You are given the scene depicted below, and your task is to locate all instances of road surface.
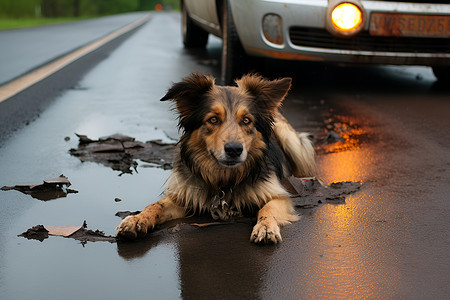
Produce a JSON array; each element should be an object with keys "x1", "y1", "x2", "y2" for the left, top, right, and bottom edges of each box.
[
  {"x1": 0, "y1": 11, "x2": 449, "y2": 300},
  {"x1": 0, "y1": 12, "x2": 149, "y2": 85}
]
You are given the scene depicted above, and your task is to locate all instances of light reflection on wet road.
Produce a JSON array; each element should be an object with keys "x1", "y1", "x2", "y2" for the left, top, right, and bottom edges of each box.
[{"x1": 1, "y1": 11, "x2": 449, "y2": 300}]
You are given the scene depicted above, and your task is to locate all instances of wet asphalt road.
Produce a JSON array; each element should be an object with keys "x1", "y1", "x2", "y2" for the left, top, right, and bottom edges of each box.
[
  {"x1": 0, "y1": 12, "x2": 149, "y2": 85},
  {"x1": 1, "y1": 11, "x2": 450, "y2": 300}
]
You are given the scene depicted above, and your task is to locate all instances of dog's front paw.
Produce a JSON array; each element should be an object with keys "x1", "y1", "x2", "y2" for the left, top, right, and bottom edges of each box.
[
  {"x1": 250, "y1": 217, "x2": 282, "y2": 244},
  {"x1": 116, "y1": 215, "x2": 150, "y2": 240}
]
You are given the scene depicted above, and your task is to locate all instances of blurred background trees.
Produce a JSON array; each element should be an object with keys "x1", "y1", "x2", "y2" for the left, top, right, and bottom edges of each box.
[{"x1": 0, "y1": 0, "x2": 179, "y2": 18}]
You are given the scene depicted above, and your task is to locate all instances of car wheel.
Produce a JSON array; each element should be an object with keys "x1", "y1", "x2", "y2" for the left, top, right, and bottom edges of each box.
[
  {"x1": 181, "y1": 1, "x2": 209, "y2": 48},
  {"x1": 432, "y1": 66, "x2": 450, "y2": 82},
  {"x1": 221, "y1": 0, "x2": 248, "y2": 85}
]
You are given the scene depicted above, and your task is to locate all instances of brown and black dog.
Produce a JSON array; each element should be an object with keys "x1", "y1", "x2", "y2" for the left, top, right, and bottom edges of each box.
[{"x1": 116, "y1": 73, "x2": 315, "y2": 244}]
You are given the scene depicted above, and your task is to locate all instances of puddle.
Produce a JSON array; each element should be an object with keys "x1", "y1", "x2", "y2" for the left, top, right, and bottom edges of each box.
[
  {"x1": 15, "y1": 178, "x2": 361, "y2": 247},
  {"x1": 69, "y1": 133, "x2": 176, "y2": 175}
]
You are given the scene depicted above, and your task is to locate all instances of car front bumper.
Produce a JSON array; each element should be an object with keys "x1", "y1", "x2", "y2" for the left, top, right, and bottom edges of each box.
[{"x1": 230, "y1": 0, "x2": 450, "y2": 66}]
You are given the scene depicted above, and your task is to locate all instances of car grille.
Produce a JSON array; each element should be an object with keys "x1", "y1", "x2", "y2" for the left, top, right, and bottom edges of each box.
[{"x1": 289, "y1": 27, "x2": 450, "y2": 54}]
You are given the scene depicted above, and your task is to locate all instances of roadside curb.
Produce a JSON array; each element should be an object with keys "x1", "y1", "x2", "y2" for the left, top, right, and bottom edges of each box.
[{"x1": 0, "y1": 13, "x2": 152, "y2": 103}]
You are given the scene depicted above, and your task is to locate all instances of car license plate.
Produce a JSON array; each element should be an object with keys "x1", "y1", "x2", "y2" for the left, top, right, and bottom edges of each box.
[{"x1": 369, "y1": 13, "x2": 450, "y2": 38}]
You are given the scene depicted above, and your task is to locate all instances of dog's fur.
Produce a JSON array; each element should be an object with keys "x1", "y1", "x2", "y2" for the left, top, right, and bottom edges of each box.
[{"x1": 116, "y1": 73, "x2": 315, "y2": 244}]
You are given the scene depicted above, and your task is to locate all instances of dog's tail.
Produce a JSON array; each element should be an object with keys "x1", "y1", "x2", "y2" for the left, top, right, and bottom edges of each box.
[{"x1": 274, "y1": 112, "x2": 316, "y2": 177}]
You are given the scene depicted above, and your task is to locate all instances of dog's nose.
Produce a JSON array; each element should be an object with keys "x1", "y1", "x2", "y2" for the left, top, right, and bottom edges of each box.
[{"x1": 224, "y1": 142, "x2": 243, "y2": 158}]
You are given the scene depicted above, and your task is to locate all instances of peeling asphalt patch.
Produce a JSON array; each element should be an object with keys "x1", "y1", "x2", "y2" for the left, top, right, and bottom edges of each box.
[
  {"x1": 69, "y1": 133, "x2": 176, "y2": 174},
  {"x1": 19, "y1": 221, "x2": 116, "y2": 244},
  {"x1": 1, "y1": 174, "x2": 78, "y2": 200}
]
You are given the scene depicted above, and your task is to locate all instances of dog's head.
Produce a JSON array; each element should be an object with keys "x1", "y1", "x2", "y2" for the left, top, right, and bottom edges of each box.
[{"x1": 161, "y1": 73, "x2": 291, "y2": 172}]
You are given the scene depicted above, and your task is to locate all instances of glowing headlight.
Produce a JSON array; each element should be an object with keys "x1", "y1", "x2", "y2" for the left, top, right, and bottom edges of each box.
[{"x1": 331, "y1": 3, "x2": 362, "y2": 32}]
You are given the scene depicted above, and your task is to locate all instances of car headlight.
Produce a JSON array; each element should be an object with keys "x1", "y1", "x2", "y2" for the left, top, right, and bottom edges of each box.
[
  {"x1": 327, "y1": 0, "x2": 365, "y2": 37},
  {"x1": 331, "y1": 3, "x2": 362, "y2": 31}
]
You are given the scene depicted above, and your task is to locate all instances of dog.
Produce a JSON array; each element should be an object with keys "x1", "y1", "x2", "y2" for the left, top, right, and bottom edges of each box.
[{"x1": 116, "y1": 73, "x2": 315, "y2": 244}]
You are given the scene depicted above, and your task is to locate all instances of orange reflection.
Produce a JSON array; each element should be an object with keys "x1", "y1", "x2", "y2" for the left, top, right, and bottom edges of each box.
[
  {"x1": 318, "y1": 114, "x2": 370, "y2": 155},
  {"x1": 286, "y1": 103, "x2": 401, "y2": 299},
  {"x1": 318, "y1": 148, "x2": 373, "y2": 184},
  {"x1": 291, "y1": 110, "x2": 402, "y2": 297},
  {"x1": 295, "y1": 190, "x2": 402, "y2": 299},
  {"x1": 315, "y1": 112, "x2": 377, "y2": 184}
]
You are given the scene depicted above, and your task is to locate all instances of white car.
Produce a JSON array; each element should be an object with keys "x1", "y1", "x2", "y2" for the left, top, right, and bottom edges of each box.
[{"x1": 181, "y1": 0, "x2": 450, "y2": 83}]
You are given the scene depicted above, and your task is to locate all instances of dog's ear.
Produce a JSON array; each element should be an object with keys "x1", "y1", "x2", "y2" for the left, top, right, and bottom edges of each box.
[
  {"x1": 160, "y1": 72, "x2": 215, "y2": 105},
  {"x1": 161, "y1": 73, "x2": 215, "y2": 130},
  {"x1": 236, "y1": 74, "x2": 292, "y2": 111}
]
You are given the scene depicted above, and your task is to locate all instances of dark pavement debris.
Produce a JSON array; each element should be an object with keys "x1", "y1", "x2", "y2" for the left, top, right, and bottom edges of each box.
[
  {"x1": 69, "y1": 227, "x2": 116, "y2": 244},
  {"x1": 166, "y1": 222, "x2": 229, "y2": 234},
  {"x1": 19, "y1": 221, "x2": 116, "y2": 244},
  {"x1": 1, "y1": 174, "x2": 78, "y2": 201},
  {"x1": 18, "y1": 225, "x2": 49, "y2": 242},
  {"x1": 325, "y1": 131, "x2": 345, "y2": 143},
  {"x1": 69, "y1": 133, "x2": 176, "y2": 174},
  {"x1": 115, "y1": 211, "x2": 141, "y2": 219},
  {"x1": 284, "y1": 177, "x2": 362, "y2": 209}
]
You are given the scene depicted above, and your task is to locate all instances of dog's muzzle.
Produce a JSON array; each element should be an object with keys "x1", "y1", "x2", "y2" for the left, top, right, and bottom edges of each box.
[{"x1": 213, "y1": 142, "x2": 246, "y2": 167}]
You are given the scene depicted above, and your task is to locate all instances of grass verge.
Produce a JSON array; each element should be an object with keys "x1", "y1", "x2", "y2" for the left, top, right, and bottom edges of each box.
[{"x1": 0, "y1": 17, "x2": 91, "y2": 30}]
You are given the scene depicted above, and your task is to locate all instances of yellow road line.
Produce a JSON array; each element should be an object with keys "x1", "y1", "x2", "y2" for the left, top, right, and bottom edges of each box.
[{"x1": 0, "y1": 13, "x2": 151, "y2": 103}]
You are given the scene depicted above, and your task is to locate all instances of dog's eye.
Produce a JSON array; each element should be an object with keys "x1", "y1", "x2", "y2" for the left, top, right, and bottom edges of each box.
[
  {"x1": 242, "y1": 117, "x2": 252, "y2": 125},
  {"x1": 208, "y1": 117, "x2": 219, "y2": 124}
]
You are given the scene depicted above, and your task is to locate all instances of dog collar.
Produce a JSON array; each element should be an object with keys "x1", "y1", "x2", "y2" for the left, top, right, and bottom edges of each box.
[{"x1": 210, "y1": 188, "x2": 235, "y2": 220}]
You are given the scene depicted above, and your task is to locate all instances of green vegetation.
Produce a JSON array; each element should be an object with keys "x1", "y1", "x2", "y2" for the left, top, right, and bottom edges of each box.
[
  {"x1": 0, "y1": 0, "x2": 180, "y2": 30},
  {"x1": 0, "y1": 17, "x2": 90, "y2": 30}
]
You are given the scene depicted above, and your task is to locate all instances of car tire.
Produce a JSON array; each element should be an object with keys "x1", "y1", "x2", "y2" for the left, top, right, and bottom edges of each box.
[
  {"x1": 182, "y1": 1, "x2": 209, "y2": 48},
  {"x1": 432, "y1": 66, "x2": 450, "y2": 82},
  {"x1": 221, "y1": 0, "x2": 248, "y2": 85}
]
